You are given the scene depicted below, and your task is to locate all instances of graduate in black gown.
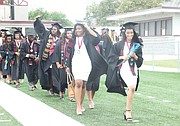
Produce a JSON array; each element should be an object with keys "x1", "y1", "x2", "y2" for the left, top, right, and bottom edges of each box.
[
  {"x1": 66, "y1": 23, "x2": 107, "y2": 115},
  {"x1": 0, "y1": 29, "x2": 8, "y2": 80},
  {"x1": 101, "y1": 28, "x2": 113, "y2": 60},
  {"x1": 105, "y1": 22, "x2": 143, "y2": 121},
  {"x1": 86, "y1": 45, "x2": 101, "y2": 109},
  {"x1": 34, "y1": 15, "x2": 62, "y2": 95},
  {"x1": 53, "y1": 27, "x2": 75, "y2": 101},
  {"x1": 8, "y1": 30, "x2": 25, "y2": 87},
  {"x1": 0, "y1": 34, "x2": 12, "y2": 83},
  {"x1": 21, "y1": 31, "x2": 40, "y2": 91}
]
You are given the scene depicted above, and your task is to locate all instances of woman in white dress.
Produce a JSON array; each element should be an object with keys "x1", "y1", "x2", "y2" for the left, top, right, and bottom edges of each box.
[
  {"x1": 105, "y1": 22, "x2": 143, "y2": 121},
  {"x1": 66, "y1": 23, "x2": 107, "y2": 115}
]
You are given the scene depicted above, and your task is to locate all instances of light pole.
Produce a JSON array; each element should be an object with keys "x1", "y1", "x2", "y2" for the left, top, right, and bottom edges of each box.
[{"x1": 10, "y1": 0, "x2": 15, "y2": 20}]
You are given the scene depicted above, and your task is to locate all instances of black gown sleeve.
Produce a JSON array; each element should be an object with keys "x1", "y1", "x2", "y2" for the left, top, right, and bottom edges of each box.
[
  {"x1": 34, "y1": 18, "x2": 48, "y2": 40},
  {"x1": 52, "y1": 41, "x2": 61, "y2": 63},
  {"x1": 135, "y1": 47, "x2": 143, "y2": 68},
  {"x1": 8, "y1": 42, "x2": 15, "y2": 60}
]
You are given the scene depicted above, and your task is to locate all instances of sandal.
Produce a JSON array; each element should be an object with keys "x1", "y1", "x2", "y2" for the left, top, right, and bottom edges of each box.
[
  {"x1": 123, "y1": 110, "x2": 133, "y2": 121},
  {"x1": 69, "y1": 97, "x2": 76, "y2": 102}
]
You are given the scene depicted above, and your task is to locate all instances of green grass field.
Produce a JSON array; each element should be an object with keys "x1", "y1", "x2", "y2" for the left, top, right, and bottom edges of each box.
[{"x1": 1, "y1": 70, "x2": 180, "y2": 126}]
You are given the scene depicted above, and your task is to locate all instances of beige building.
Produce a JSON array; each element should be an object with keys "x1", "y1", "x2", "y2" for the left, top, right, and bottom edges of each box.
[
  {"x1": 107, "y1": 0, "x2": 180, "y2": 55},
  {"x1": 0, "y1": 0, "x2": 60, "y2": 35}
]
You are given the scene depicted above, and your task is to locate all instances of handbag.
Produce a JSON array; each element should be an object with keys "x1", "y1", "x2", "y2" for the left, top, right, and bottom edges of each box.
[{"x1": 67, "y1": 73, "x2": 75, "y2": 93}]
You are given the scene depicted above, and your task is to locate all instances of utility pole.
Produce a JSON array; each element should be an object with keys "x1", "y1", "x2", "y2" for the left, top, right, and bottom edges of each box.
[{"x1": 10, "y1": 0, "x2": 15, "y2": 20}]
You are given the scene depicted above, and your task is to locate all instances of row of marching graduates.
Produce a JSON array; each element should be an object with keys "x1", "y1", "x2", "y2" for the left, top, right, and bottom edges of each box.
[
  {"x1": 0, "y1": 28, "x2": 39, "y2": 89},
  {"x1": 0, "y1": 16, "x2": 144, "y2": 119},
  {"x1": 0, "y1": 20, "x2": 115, "y2": 102}
]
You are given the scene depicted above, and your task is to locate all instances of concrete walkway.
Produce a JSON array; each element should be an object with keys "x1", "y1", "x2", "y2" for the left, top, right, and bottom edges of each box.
[{"x1": 0, "y1": 82, "x2": 84, "y2": 126}]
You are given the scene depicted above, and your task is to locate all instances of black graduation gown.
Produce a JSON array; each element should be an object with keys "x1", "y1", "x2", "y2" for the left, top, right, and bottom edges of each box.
[
  {"x1": 0, "y1": 44, "x2": 11, "y2": 75},
  {"x1": 8, "y1": 41, "x2": 24, "y2": 81},
  {"x1": 102, "y1": 34, "x2": 113, "y2": 60},
  {"x1": 20, "y1": 41, "x2": 40, "y2": 84},
  {"x1": 52, "y1": 40, "x2": 68, "y2": 93},
  {"x1": 105, "y1": 41, "x2": 143, "y2": 96},
  {"x1": 67, "y1": 32, "x2": 108, "y2": 85},
  {"x1": 34, "y1": 18, "x2": 59, "y2": 92},
  {"x1": 86, "y1": 77, "x2": 100, "y2": 91}
]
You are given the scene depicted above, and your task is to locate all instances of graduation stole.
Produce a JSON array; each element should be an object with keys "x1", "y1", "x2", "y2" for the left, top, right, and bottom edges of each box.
[
  {"x1": 64, "y1": 38, "x2": 75, "y2": 66},
  {"x1": 42, "y1": 35, "x2": 53, "y2": 61},
  {"x1": 118, "y1": 41, "x2": 136, "y2": 76},
  {"x1": 11, "y1": 40, "x2": 21, "y2": 64},
  {"x1": 3, "y1": 43, "x2": 9, "y2": 70},
  {"x1": 60, "y1": 40, "x2": 68, "y2": 65},
  {"x1": 27, "y1": 40, "x2": 38, "y2": 55},
  {"x1": 2, "y1": 37, "x2": 5, "y2": 44}
]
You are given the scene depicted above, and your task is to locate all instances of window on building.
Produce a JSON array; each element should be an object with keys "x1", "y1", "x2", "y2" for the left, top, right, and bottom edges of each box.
[
  {"x1": 140, "y1": 23, "x2": 145, "y2": 36},
  {"x1": 161, "y1": 20, "x2": 166, "y2": 36},
  {"x1": 138, "y1": 18, "x2": 172, "y2": 37},
  {"x1": 156, "y1": 21, "x2": 161, "y2": 36},
  {"x1": 166, "y1": 19, "x2": 172, "y2": 35},
  {"x1": 145, "y1": 22, "x2": 148, "y2": 36},
  {"x1": 149, "y1": 22, "x2": 155, "y2": 36}
]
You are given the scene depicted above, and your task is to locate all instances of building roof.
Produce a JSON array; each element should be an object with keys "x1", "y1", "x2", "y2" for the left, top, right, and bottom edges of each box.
[
  {"x1": 0, "y1": 20, "x2": 62, "y2": 28},
  {"x1": 106, "y1": 6, "x2": 180, "y2": 22}
]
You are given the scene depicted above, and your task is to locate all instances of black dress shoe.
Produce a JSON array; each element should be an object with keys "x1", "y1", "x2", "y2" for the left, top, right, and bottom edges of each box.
[
  {"x1": 123, "y1": 110, "x2": 133, "y2": 121},
  {"x1": 60, "y1": 96, "x2": 65, "y2": 100}
]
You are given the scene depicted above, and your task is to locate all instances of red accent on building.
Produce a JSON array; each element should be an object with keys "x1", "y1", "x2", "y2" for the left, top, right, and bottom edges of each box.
[
  {"x1": 0, "y1": 0, "x2": 3, "y2": 5},
  {"x1": 0, "y1": 0, "x2": 28, "y2": 6}
]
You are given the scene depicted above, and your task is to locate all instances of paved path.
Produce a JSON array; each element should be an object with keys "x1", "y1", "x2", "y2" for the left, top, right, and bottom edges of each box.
[
  {"x1": 0, "y1": 82, "x2": 84, "y2": 126},
  {"x1": 140, "y1": 65, "x2": 180, "y2": 72}
]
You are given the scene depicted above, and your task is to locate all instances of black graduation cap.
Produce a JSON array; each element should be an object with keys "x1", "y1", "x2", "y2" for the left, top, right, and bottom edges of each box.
[
  {"x1": 64, "y1": 27, "x2": 73, "y2": 32},
  {"x1": 6, "y1": 34, "x2": 13, "y2": 38},
  {"x1": 51, "y1": 23, "x2": 63, "y2": 29},
  {"x1": 14, "y1": 30, "x2": 25, "y2": 38},
  {"x1": 26, "y1": 29, "x2": 36, "y2": 36},
  {"x1": 1, "y1": 29, "x2": 8, "y2": 32},
  {"x1": 122, "y1": 22, "x2": 138, "y2": 30},
  {"x1": 111, "y1": 29, "x2": 115, "y2": 32},
  {"x1": 101, "y1": 28, "x2": 105, "y2": 30},
  {"x1": 106, "y1": 28, "x2": 109, "y2": 31},
  {"x1": 47, "y1": 27, "x2": 52, "y2": 31},
  {"x1": 14, "y1": 30, "x2": 22, "y2": 35}
]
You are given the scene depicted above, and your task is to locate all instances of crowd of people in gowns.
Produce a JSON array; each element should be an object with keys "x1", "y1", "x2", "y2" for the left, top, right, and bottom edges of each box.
[{"x1": 0, "y1": 16, "x2": 143, "y2": 121}]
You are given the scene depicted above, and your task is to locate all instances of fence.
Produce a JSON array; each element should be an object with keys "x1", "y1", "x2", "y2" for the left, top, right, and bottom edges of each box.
[{"x1": 142, "y1": 41, "x2": 180, "y2": 72}]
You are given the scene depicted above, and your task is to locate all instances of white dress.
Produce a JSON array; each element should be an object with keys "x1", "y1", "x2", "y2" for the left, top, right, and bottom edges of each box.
[
  {"x1": 120, "y1": 42, "x2": 138, "y2": 87},
  {"x1": 72, "y1": 37, "x2": 92, "y2": 81}
]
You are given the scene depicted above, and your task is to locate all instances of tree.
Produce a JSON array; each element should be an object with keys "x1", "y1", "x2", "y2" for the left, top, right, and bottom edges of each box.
[
  {"x1": 49, "y1": 12, "x2": 72, "y2": 26},
  {"x1": 117, "y1": 0, "x2": 164, "y2": 13},
  {"x1": 28, "y1": 8, "x2": 49, "y2": 20},
  {"x1": 86, "y1": 0, "x2": 164, "y2": 26},
  {"x1": 86, "y1": 0, "x2": 120, "y2": 27},
  {"x1": 28, "y1": 8, "x2": 72, "y2": 26}
]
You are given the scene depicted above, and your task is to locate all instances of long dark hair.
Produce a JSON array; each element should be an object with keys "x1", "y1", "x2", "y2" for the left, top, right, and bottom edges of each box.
[
  {"x1": 121, "y1": 29, "x2": 143, "y2": 46},
  {"x1": 50, "y1": 26, "x2": 61, "y2": 37},
  {"x1": 72, "y1": 23, "x2": 89, "y2": 38}
]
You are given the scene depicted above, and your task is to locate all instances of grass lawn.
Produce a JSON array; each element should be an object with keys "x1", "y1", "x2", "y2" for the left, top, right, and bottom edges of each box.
[
  {"x1": 4, "y1": 70, "x2": 180, "y2": 126},
  {"x1": 0, "y1": 106, "x2": 22, "y2": 126},
  {"x1": 144, "y1": 59, "x2": 179, "y2": 68}
]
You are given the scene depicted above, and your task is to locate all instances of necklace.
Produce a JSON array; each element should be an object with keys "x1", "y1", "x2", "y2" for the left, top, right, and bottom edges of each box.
[{"x1": 77, "y1": 37, "x2": 84, "y2": 54}]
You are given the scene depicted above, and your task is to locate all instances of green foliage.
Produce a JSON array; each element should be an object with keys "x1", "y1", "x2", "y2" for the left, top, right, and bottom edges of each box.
[
  {"x1": 117, "y1": 0, "x2": 164, "y2": 13},
  {"x1": 28, "y1": 8, "x2": 72, "y2": 26},
  {"x1": 86, "y1": 0, "x2": 120, "y2": 26},
  {"x1": 86, "y1": 0, "x2": 164, "y2": 26},
  {"x1": 28, "y1": 8, "x2": 49, "y2": 20}
]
